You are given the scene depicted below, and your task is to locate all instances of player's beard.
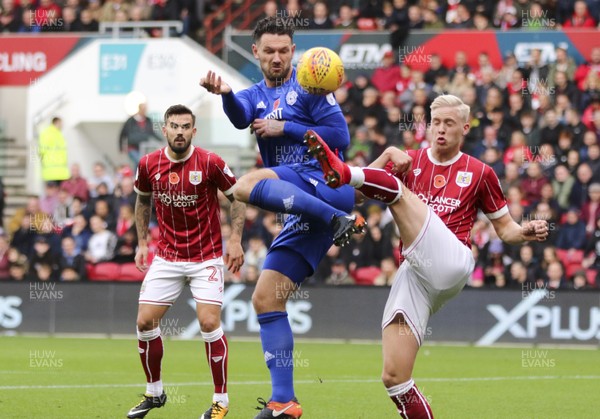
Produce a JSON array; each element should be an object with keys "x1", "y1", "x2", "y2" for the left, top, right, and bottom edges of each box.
[
  {"x1": 264, "y1": 61, "x2": 292, "y2": 86},
  {"x1": 168, "y1": 135, "x2": 191, "y2": 154}
]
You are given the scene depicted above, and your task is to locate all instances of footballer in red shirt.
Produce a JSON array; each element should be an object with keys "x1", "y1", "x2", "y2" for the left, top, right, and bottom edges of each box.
[
  {"x1": 128, "y1": 105, "x2": 245, "y2": 419},
  {"x1": 307, "y1": 94, "x2": 549, "y2": 418}
]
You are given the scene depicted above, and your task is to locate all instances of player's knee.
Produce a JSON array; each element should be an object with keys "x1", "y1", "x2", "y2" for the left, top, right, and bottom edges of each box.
[
  {"x1": 232, "y1": 176, "x2": 253, "y2": 202},
  {"x1": 199, "y1": 316, "x2": 219, "y2": 333},
  {"x1": 252, "y1": 289, "x2": 283, "y2": 314},
  {"x1": 382, "y1": 369, "x2": 410, "y2": 388},
  {"x1": 136, "y1": 317, "x2": 157, "y2": 332},
  {"x1": 251, "y1": 291, "x2": 268, "y2": 314}
]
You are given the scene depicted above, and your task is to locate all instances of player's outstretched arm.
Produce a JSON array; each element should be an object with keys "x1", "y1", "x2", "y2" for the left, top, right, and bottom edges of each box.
[
  {"x1": 491, "y1": 213, "x2": 549, "y2": 245},
  {"x1": 199, "y1": 70, "x2": 253, "y2": 129},
  {"x1": 134, "y1": 194, "x2": 152, "y2": 272},
  {"x1": 199, "y1": 70, "x2": 232, "y2": 95},
  {"x1": 224, "y1": 196, "x2": 245, "y2": 274}
]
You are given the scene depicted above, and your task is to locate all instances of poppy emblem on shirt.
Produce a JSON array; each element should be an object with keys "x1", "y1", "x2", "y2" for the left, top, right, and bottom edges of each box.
[
  {"x1": 169, "y1": 172, "x2": 180, "y2": 184},
  {"x1": 434, "y1": 174, "x2": 446, "y2": 188},
  {"x1": 456, "y1": 171, "x2": 473, "y2": 188},
  {"x1": 189, "y1": 171, "x2": 202, "y2": 185},
  {"x1": 273, "y1": 98, "x2": 280, "y2": 110}
]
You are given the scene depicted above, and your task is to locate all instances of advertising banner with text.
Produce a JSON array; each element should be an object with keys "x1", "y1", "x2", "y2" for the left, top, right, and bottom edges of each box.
[
  {"x1": 0, "y1": 36, "x2": 91, "y2": 86},
  {"x1": 1, "y1": 283, "x2": 598, "y2": 345},
  {"x1": 227, "y1": 29, "x2": 600, "y2": 82}
]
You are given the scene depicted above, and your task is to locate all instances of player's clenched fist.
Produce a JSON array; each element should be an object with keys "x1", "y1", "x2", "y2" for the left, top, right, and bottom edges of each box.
[
  {"x1": 199, "y1": 70, "x2": 232, "y2": 95},
  {"x1": 522, "y1": 219, "x2": 549, "y2": 242},
  {"x1": 386, "y1": 146, "x2": 413, "y2": 174}
]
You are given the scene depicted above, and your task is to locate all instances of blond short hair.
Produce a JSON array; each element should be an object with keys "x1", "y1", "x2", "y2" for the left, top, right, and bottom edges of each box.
[{"x1": 430, "y1": 94, "x2": 470, "y2": 124}]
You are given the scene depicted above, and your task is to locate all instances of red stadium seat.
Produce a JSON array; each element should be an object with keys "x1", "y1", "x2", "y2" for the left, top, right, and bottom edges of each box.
[
  {"x1": 353, "y1": 266, "x2": 381, "y2": 285},
  {"x1": 357, "y1": 18, "x2": 377, "y2": 31},
  {"x1": 118, "y1": 263, "x2": 146, "y2": 281},
  {"x1": 556, "y1": 249, "x2": 584, "y2": 279},
  {"x1": 585, "y1": 269, "x2": 597, "y2": 286},
  {"x1": 88, "y1": 262, "x2": 121, "y2": 281}
]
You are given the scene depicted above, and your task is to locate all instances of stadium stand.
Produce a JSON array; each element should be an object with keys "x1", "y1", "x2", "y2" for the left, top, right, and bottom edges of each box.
[{"x1": 1, "y1": 0, "x2": 599, "y2": 291}]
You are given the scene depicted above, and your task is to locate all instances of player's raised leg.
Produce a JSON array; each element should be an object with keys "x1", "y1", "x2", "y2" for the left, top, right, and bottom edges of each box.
[
  {"x1": 383, "y1": 318, "x2": 433, "y2": 418},
  {"x1": 306, "y1": 129, "x2": 405, "y2": 200},
  {"x1": 197, "y1": 302, "x2": 230, "y2": 419},
  {"x1": 233, "y1": 169, "x2": 365, "y2": 246},
  {"x1": 128, "y1": 303, "x2": 169, "y2": 419},
  {"x1": 307, "y1": 130, "x2": 427, "y2": 247}
]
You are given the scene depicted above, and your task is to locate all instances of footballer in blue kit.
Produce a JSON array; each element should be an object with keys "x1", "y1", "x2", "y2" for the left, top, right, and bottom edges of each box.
[{"x1": 201, "y1": 16, "x2": 365, "y2": 419}]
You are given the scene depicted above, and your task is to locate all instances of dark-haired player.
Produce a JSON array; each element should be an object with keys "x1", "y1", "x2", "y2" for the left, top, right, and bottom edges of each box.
[
  {"x1": 200, "y1": 17, "x2": 364, "y2": 418},
  {"x1": 128, "y1": 104, "x2": 245, "y2": 419}
]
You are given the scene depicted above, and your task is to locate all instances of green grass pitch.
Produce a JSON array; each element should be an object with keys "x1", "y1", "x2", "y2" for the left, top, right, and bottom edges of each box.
[{"x1": 1, "y1": 336, "x2": 598, "y2": 418}]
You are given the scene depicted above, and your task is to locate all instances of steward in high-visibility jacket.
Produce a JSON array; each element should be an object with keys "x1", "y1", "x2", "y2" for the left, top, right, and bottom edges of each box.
[{"x1": 38, "y1": 117, "x2": 70, "y2": 182}]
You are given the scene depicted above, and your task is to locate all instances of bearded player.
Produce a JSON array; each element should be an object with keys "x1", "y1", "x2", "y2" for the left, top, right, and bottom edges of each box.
[
  {"x1": 127, "y1": 104, "x2": 245, "y2": 419},
  {"x1": 200, "y1": 17, "x2": 365, "y2": 418},
  {"x1": 306, "y1": 94, "x2": 549, "y2": 417}
]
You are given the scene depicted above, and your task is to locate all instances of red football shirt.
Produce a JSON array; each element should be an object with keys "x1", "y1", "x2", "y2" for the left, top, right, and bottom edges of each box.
[
  {"x1": 399, "y1": 148, "x2": 508, "y2": 247},
  {"x1": 134, "y1": 146, "x2": 237, "y2": 262}
]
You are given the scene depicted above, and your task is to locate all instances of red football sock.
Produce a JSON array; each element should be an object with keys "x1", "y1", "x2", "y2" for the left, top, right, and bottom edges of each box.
[
  {"x1": 388, "y1": 380, "x2": 433, "y2": 418},
  {"x1": 203, "y1": 328, "x2": 228, "y2": 394},
  {"x1": 358, "y1": 168, "x2": 403, "y2": 204},
  {"x1": 138, "y1": 334, "x2": 163, "y2": 384}
]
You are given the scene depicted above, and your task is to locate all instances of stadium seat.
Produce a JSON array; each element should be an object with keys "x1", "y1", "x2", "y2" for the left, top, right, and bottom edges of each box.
[
  {"x1": 88, "y1": 262, "x2": 121, "y2": 281},
  {"x1": 353, "y1": 266, "x2": 381, "y2": 285},
  {"x1": 556, "y1": 249, "x2": 585, "y2": 279},
  {"x1": 357, "y1": 18, "x2": 377, "y2": 31},
  {"x1": 585, "y1": 269, "x2": 597, "y2": 286},
  {"x1": 118, "y1": 263, "x2": 146, "y2": 281}
]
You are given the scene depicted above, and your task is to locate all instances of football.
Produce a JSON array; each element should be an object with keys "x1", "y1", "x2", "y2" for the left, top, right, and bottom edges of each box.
[{"x1": 296, "y1": 47, "x2": 345, "y2": 95}]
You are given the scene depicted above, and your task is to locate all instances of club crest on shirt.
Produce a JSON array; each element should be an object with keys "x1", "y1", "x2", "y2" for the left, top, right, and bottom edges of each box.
[
  {"x1": 434, "y1": 174, "x2": 446, "y2": 188},
  {"x1": 413, "y1": 168, "x2": 422, "y2": 176},
  {"x1": 326, "y1": 93, "x2": 336, "y2": 106},
  {"x1": 154, "y1": 173, "x2": 160, "y2": 181},
  {"x1": 286, "y1": 90, "x2": 298, "y2": 106},
  {"x1": 169, "y1": 172, "x2": 180, "y2": 184},
  {"x1": 456, "y1": 171, "x2": 473, "y2": 187},
  {"x1": 189, "y1": 171, "x2": 202, "y2": 185}
]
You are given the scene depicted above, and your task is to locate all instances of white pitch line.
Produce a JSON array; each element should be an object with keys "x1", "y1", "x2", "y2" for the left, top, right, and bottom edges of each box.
[{"x1": 1, "y1": 375, "x2": 599, "y2": 390}]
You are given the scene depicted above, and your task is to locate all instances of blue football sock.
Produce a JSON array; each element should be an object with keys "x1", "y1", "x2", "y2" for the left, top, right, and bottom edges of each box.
[
  {"x1": 257, "y1": 311, "x2": 295, "y2": 402},
  {"x1": 249, "y1": 179, "x2": 345, "y2": 224}
]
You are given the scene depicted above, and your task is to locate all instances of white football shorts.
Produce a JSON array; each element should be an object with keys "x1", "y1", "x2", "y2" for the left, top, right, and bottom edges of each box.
[
  {"x1": 382, "y1": 207, "x2": 475, "y2": 345},
  {"x1": 139, "y1": 256, "x2": 225, "y2": 306}
]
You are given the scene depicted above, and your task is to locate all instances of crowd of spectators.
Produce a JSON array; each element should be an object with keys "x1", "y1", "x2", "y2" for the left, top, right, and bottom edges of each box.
[
  {"x1": 2, "y1": 0, "x2": 600, "y2": 36},
  {"x1": 4, "y1": 44, "x2": 600, "y2": 290},
  {"x1": 0, "y1": 0, "x2": 223, "y2": 35},
  {"x1": 316, "y1": 42, "x2": 600, "y2": 291},
  {"x1": 1, "y1": 1, "x2": 600, "y2": 291}
]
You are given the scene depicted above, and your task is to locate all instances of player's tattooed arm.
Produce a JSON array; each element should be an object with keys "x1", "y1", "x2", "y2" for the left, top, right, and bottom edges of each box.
[
  {"x1": 225, "y1": 196, "x2": 245, "y2": 273},
  {"x1": 251, "y1": 119, "x2": 285, "y2": 138},
  {"x1": 135, "y1": 194, "x2": 152, "y2": 246},
  {"x1": 229, "y1": 198, "x2": 245, "y2": 240},
  {"x1": 134, "y1": 194, "x2": 152, "y2": 271}
]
